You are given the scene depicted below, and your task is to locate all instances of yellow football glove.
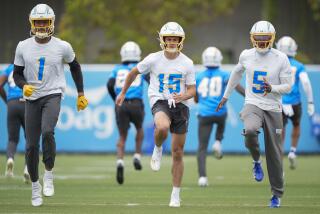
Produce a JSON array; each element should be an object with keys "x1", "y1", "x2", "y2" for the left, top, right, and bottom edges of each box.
[
  {"x1": 23, "y1": 85, "x2": 35, "y2": 97},
  {"x1": 77, "y1": 95, "x2": 88, "y2": 111}
]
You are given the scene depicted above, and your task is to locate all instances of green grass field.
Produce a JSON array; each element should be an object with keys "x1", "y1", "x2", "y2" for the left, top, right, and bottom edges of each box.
[{"x1": 1, "y1": 154, "x2": 320, "y2": 214}]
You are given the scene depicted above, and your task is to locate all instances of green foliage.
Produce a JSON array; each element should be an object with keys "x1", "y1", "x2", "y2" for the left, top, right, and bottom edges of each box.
[
  {"x1": 308, "y1": 0, "x2": 320, "y2": 21},
  {"x1": 58, "y1": 0, "x2": 239, "y2": 63}
]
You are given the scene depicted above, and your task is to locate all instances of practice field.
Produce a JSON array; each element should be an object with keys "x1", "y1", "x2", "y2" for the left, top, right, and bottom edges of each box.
[{"x1": 0, "y1": 154, "x2": 319, "y2": 214}]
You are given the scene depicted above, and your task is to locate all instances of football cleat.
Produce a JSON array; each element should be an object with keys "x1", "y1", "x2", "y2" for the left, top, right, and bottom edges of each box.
[
  {"x1": 198, "y1": 177, "x2": 209, "y2": 187},
  {"x1": 288, "y1": 151, "x2": 297, "y2": 170},
  {"x1": 269, "y1": 195, "x2": 281, "y2": 208},
  {"x1": 150, "y1": 146, "x2": 162, "y2": 171},
  {"x1": 212, "y1": 142, "x2": 223, "y2": 159},
  {"x1": 31, "y1": 181, "x2": 43, "y2": 207},
  {"x1": 253, "y1": 160, "x2": 264, "y2": 182},
  {"x1": 5, "y1": 158, "x2": 14, "y2": 177},
  {"x1": 43, "y1": 170, "x2": 54, "y2": 197},
  {"x1": 23, "y1": 165, "x2": 30, "y2": 184},
  {"x1": 133, "y1": 153, "x2": 142, "y2": 170}
]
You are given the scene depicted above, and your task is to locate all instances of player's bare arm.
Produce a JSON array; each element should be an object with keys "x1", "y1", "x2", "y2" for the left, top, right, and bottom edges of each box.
[
  {"x1": 116, "y1": 67, "x2": 140, "y2": 106},
  {"x1": 173, "y1": 84, "x2": 196, "y2": 103}
]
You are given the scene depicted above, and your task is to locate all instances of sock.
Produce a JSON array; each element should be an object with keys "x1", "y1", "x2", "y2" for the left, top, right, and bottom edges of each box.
[
  {"x1": 155, "y1": 145, "x2": 162, "y2": 152},
  {"x1": 290, "y1": 147, "x2": 296, "y2": 153},
  {"x1": 117, "y1": 159, "x2": 124, "y2": 167},
  {"x1": 32, "y1": 180, "x2": 40, "y2": 187},
  {"x1": 133, "y1": 153, "x2": 141, "y2": 160},
  {"x1": 214, "y1": 140, "x2": 221, "y2": 145},
  {"x1": 172, "y1": 186, "x2": 180, "y2": 198}
]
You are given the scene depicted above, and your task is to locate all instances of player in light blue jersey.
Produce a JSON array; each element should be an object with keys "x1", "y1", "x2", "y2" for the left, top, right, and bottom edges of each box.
[
  {"x1": 0, "y1": 63, "x2": 30, "y2": 183},
  {"x1": 276, "y1": 36, "x2": 315, "y2": 169},
  {"x1": 195, "y1": 47, "x2": 244, "y2": 186},
  {"x1": 107, "y1": 41, "x2": 149, "y2": 185}
]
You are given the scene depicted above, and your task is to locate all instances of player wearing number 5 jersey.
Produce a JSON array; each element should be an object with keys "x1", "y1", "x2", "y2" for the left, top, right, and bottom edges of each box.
[
  {"x1": 107, "y1": 41, "x2": 149, "y2": 185},
  {"x1": 13, "y1": 4, "x2": 88, "y2": 207},
  {"x1": 116, "y1": 22, "x2": 196, "y2": 207},
  {"x1": 217, "y1": 21, "x2": 292, "y2": 208},
  {"x1": 195, "y1": 47, "x2": 245, "y2": 187}
]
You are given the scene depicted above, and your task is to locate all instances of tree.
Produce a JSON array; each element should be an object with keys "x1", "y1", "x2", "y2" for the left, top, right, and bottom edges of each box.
[{"x1": 58, "y1": 0, "x2": 240, "y2": 63}]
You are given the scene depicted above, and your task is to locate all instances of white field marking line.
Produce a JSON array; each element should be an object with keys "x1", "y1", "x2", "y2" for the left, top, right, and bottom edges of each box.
[
  {"x1": 1, "y1": 201, "x2": 320, "y2": 208},
  {"x1": 0, "y1": 174, "x2": 110, "y2": 180}
]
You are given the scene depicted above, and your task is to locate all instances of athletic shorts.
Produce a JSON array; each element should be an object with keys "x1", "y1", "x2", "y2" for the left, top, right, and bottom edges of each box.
[
  {"x1": 282, "y1": 103, "x2": 302, "y2": 126},
  {"x1": 115, "y1": 98, "x2": 145, "y2": 132},
  {"x1": 151, "y1": 100, "x2": 189, "y2": 134}
]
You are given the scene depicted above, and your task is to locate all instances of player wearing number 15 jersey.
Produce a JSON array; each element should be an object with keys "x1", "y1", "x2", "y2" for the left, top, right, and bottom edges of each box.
[
  {"x1": 116, "y1": 22, "x2": 196, "y2": 207},
  {"x1": 195, "y1": 47, "x2": 245, "y2": 187},
  {"x1": 13, "y1": 4, "x2": 88, "y2": 207},
  {"x1": 216, "y1": 21, "x2": 292, "y2": 208}
]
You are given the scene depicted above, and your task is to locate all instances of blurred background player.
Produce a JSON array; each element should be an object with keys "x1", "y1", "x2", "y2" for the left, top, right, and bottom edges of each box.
[
  {"x1": 0, "y1": 63, "x2": 30, "y2": 183},
  {"x1": 13, "y1": 4, "x2": 88, "y2": 206},
  {"x1": 107, "y1": 41, "x2": 149, "y2": 184},
  {"x1": 276, "y1": 36, "x2": 315, "y2": 169},
  {"x1": 195, "y1": 47, "x2": 245, "y2": 187},
  {"x1": 116, "y1": 22, "x2": 196, "y2": 207},
  {"x1": 217, "y1": 20, "x2": 292, "y2": 208}
]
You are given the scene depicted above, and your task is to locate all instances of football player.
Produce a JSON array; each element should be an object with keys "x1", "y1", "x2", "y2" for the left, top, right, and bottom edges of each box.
[
  {"x1": 13, "y1": 4, "x2": 88, "y2": 206},
  {"x1": 217, "y1": 21, "x2": 292, "y2": 208},
  {"x1": 116, "y1": 22, "x2": 196, "y2": 207},
  {"x1": 0, "y1": 63, "x2": 30, "y2": 183},
  {"x1": 276, "y1": 36, "x2": 315, "y2": 169},
  {"x1": 195, "y1": 47, "x2": 245, "y2": 187},
  {"x1": 107, "y1": 41, "x2": 148, "y2": 184}
]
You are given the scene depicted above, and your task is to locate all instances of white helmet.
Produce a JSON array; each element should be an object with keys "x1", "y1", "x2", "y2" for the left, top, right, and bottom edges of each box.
[
  {"x1": 120, "y1": 41, "x2": 141, "y2": 62},
  {"x1": 250, "y1": 20, "x2": 276, "y2": 53},
  {"x1": 159, "y1": 22, "x2": 185, "y2": 53},
  {"x1": 29, "y1": 4, "x2": 55, "y2": 39},
  {"x1": 202, "y1": 47, "x2": 223, "y2": 67},
  {"x1": 276, "y1": 36, "x2": 297, "y2": 57}
]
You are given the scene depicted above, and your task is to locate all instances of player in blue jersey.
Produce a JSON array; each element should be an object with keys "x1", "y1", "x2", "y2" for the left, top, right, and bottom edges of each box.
[
  {"x1": 107, "y1": 41, "x2": 149, "y2": 185},
  {"x1": 0, "y1": 63, "x2": 30, "y2": 183},
  {"x1": 276, "y1": 36, "x2": 315, "y2": 169},
  {"x1": 195, "y1": 47, "x2": 245, "y2": 186}
]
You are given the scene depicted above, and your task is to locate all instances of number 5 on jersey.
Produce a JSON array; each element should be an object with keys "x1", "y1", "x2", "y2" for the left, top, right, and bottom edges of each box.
[
  {"x1": 38, "y1": 57, "x2": 45, "y2": 81},
  {"x1": 252, "y1": 71, "x2": 267, "y2": 93}
]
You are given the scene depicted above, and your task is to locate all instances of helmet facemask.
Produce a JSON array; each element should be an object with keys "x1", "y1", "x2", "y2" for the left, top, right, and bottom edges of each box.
[
  {"x1": 250, "y1": 33, "x2": 275, "y2": 53},
  {"x1": 30, "y1": 18, "x2": 55, "y2": 39},
  {"x1": 159, "y1": 35, "x2": 185, "y2": 53}
]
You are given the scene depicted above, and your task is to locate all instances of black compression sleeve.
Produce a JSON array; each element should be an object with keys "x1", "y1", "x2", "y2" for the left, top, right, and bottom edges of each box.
[
  {"x1": 68, "y1": 58, "x2": 84, "y2": 93},
  {"x1": 13, "y1": 65, "x2": 26, "y2": 89},
  {"x1": 107, "y1": 78, "x2": 116, "y2": 101}
]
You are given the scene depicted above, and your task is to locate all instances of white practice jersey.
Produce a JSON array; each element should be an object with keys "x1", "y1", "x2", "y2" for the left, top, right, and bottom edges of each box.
[
  {"x1": 14, "y1": 36, "x2": 75, "y2": 100},
  {"x1": 224, "y1": 48, "x2": 292, "y2": 112},
  {"x1": 137, "y1": 51, "x2": 195, "y2": 107}
]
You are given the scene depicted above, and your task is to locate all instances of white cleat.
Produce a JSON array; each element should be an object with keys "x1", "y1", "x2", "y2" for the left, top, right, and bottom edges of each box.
[
  {"x1": 212, "y1": 141, "x2": 223, "y2": 159},
  {"x1": 198, "y1": 176, "x2": 209, "y2": 187},
  {"x1": 150, "y1": 146, "x2": 162, "y2": 171},
  {"x1": 23, "y1": 165, "x2": 30, "y2": 184},
  {"x1": 169, "y1": 195, "x2": 181, "y2": 207},
  {"x1": 31, "y1": 181, "x2": 43, "y2": 207},
  {"x1": 5, "y1": 158, "x2": 14, "y2": 177},
  {"x1": 43, "y1": 170, "x2": 54, "y2": 197},
  {"x1": 288, "y1": 152, "x2": 297, "y2": 170}
]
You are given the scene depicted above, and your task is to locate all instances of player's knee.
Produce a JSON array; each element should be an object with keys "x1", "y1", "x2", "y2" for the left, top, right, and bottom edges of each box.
[
  {"x1": 172, "y1": 147, "x2": 183, "y2": 162},
  {"x1": 243, "y1": 128, "x2": 258, "y2": 137},
  {"x1": 156, "y1": 125, "x2": 169, "y2": 138},
  {"x1": 42, "y1": 131, "x2": 54, "y2": 141}
]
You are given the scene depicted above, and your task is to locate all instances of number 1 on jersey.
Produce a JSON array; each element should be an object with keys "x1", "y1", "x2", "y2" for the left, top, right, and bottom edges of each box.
[{"x1": 38, "y1": 57, "x2": 45, "y2": 81}]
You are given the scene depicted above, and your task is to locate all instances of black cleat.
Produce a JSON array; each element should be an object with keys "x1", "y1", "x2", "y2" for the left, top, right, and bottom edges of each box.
[
  {"x1": 116, "y1": 165, "x2": 124, "y2": 184},
  {"x1": 133, "y1": 158, "x2": 142, "y2": 170}
]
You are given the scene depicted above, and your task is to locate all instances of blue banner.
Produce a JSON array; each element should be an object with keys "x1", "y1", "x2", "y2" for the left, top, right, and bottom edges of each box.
[{"x1": 0, "y1": 64, "x2": 319, "y2": 154}]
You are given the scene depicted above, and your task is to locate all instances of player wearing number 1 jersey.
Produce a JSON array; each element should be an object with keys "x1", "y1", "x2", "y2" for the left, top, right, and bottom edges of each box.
[
  {"x1": 216, "y1": 21, "x2": 292, "y2": 208},
  {"x1": 195, "y1": 47, "x2": 245, "y2": 187},
  {"x1": 116, "y1": 22, "x2": 196, "y2": 207},
  {"x1": 107, "y1": 41, "x2": 148, "y2": 185},
  {"x1": 13, "y1": 4, "x2": 88, "y2": 207}
]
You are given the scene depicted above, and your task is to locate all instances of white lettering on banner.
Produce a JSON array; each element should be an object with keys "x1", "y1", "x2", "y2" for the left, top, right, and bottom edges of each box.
[{"x1": 57, "y1": 105, "x2": 114, "y2": 139}]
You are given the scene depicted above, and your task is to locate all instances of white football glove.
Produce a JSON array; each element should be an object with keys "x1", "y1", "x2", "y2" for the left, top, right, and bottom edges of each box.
[
  {"x1": 282, "y1": 104, "x2": 294, "y2": 117},
  {"x1": 308, "y1": 103, "x2": 315, "y2": 116}
]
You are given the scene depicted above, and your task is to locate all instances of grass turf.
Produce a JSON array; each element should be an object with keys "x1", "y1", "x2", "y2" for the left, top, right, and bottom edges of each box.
[{"x1": 0, "y1": 154, "x2": 319, "y2": 213}]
